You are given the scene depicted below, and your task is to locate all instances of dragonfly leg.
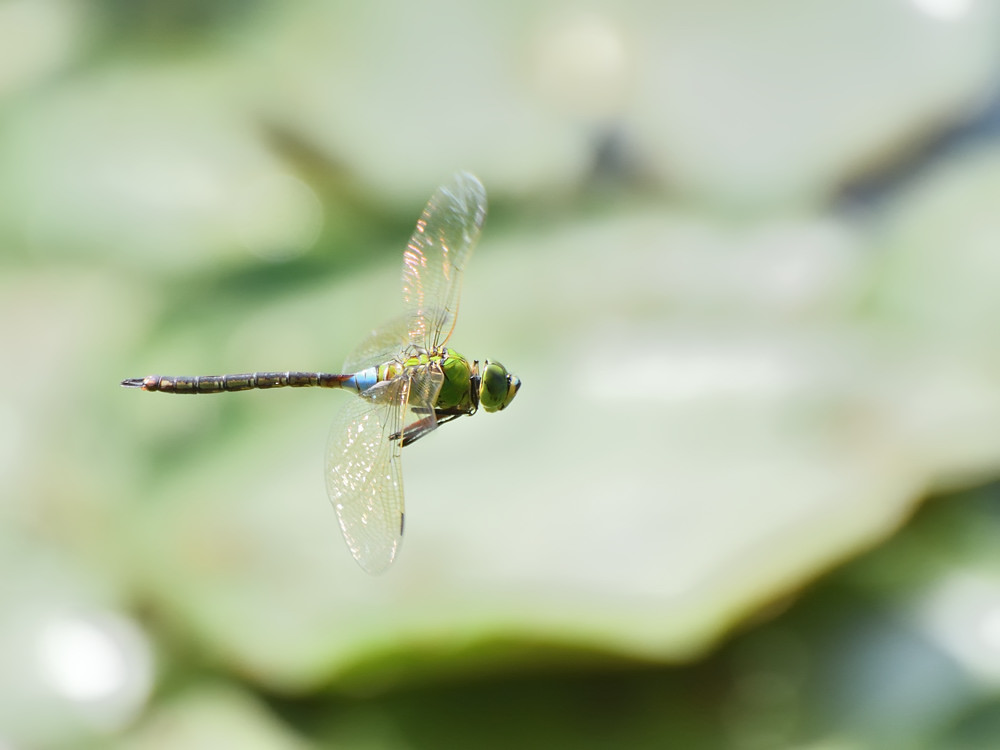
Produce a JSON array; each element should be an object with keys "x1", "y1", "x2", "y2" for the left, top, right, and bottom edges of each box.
[{"x1": 394, "y1": 409, "x2": 468, "y2": 447}]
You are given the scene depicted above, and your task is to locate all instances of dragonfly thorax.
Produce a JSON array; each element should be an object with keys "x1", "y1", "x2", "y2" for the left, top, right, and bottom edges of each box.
[{"x1": 436, "y1": 349, "x2": 477, "y2": 412}]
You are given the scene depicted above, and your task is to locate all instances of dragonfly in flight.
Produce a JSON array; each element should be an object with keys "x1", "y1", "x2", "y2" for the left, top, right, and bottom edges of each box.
[{"x1": 123, "y1": 172, "x2": 520, "y2": 573}]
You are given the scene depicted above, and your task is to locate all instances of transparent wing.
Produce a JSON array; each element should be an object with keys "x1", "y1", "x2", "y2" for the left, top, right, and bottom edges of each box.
[
  {"x1": 342, "y1": 315, "x2": 410, "y2": 373},
  {"x1": 402, "y1": 172, "x2": 487, "y2": 351},
  {"x1": 325, "y1": 365, "x2": 444, "y2": 574},
  {"x1": 325, "y1": 378, "x2": 407, "y2": 574}
]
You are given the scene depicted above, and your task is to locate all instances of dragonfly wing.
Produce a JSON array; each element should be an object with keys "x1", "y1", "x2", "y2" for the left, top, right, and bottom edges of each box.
[
  {"x1": 402, "y1": 172, "x2": 487, "y2": 351},
  {"x1": 326, "y1": 378, "x2": 408, "y2": 574},
  {"x1": 342, "y1": 315, "x2": 410, "y2": 372},
  {"x1": 324, "y1": 364, "x2": 444, "y2": 573}
]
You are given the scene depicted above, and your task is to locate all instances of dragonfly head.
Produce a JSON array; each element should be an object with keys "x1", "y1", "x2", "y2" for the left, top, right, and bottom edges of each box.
[{"x1": 478, "y1": 359, "x2": 521, "y2": 413}]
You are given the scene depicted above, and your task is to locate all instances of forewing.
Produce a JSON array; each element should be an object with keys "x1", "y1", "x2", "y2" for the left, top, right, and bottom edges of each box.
[
  {"x1": 342, "y1": 315, "x2": 410, "y2": 372},
  {"x1": 401, "y1": 172, "x2": 487, "y2": 351},
  {"x1": 325, "y1": 378, "x2": 407, "y2": 574}
]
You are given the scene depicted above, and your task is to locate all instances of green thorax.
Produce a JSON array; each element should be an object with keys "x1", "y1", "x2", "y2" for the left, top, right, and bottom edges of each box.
[{"x1": 378, "y1": 348, "x2": 477, "y2": 412}]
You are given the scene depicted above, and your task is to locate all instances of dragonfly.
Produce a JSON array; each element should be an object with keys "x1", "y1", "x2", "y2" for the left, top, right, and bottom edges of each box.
[{"x1": 122, "y1": 172, "x2": 520, "y2": 574}]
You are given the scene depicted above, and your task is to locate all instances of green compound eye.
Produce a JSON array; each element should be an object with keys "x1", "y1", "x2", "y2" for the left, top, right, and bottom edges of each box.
[{"x1": 480, "y1": 360, "x2": 521, "y2": 413}]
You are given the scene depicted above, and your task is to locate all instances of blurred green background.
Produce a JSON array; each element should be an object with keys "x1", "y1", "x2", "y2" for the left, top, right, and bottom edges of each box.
[{"x1": 3, "y1": 0, "x2": 1000, "y2": 747}]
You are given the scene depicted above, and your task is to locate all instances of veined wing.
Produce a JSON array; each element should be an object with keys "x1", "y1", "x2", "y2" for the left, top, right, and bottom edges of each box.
[
  {"x1": 402, "y1": 172, "x2": 487, "y2": 352},
  {"x1": 326, "y1": 377, "x2": 406, "y2": 574},
  {"x1": 325, "y1": 364, "x2": 444, "y2": 574},
  {"x1": 342, "y1": 315, "x2": 410, "y2": 373}
]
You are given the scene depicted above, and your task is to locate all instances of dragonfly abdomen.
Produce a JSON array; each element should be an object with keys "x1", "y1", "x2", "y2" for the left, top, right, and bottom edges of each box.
[{"x1": 121, "y1": 371, "x2": 372, "y2": 394}]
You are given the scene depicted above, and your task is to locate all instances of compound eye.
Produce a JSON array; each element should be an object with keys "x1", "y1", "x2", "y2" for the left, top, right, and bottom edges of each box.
[{"x1": 480, "y1": 361, "x2": 509, "y2": 412}]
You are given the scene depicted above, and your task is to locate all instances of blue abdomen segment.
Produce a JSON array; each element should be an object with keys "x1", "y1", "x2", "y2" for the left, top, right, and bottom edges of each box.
[{"x1": 345, "y1": 367, "x2": 378, "y2": 393}]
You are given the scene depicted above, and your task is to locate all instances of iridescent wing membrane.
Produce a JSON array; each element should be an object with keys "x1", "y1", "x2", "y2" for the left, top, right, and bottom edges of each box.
[
  {"x1": 325, "y1": 364, "x2": 443, "y2": 574},
  {"x1": 341, "y1": 315, "x2": 411, "y2": 374},
  {"x1": 325, "y1": 378, "x2": 407, "y2": 574},
  {"x1": 402, "y1": 171, "x2": 487, "y2": 351},
  {"x1": 325, "y1": 173, "x2": 487, "y2": 573}
]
